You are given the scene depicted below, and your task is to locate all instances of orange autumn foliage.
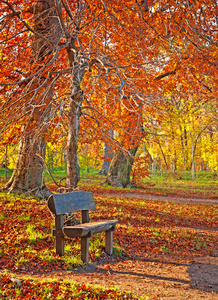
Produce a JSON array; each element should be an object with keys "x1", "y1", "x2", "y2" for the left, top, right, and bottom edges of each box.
[{"x1": 0, "y1": 0, "x2": 217, "y2": 173}]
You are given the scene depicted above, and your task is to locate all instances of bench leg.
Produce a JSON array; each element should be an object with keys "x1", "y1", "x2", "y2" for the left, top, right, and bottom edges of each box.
[
  {"x1": 56, "y1": 236, "x2": 64, "y2": 256},
  {"x1": 105, "y1": 230, "x2": 113, "y2": 255},
  {"x1": 81, "y1": 237, "x2": 89, "y2": 263},
  {"x1": 55, "y1": 215, "x2": 64, "y2": 256}
]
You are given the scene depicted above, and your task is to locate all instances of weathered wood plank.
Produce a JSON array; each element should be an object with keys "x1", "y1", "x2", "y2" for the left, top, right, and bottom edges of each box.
[
  {"x1": 56, "y1": 236, "x2": 64, "y2": 256},
  {"x1": 55, "y1": 215, "x2": 64, "y2": 255},
  {"x1": 48, "y1": 191, "x2": 96, "y2": 215},
  {"x1": 52, "y1": 229, "x2": 64, "y2": 237},
  {"x1": 82, "y1": 210, "x2": 89, "y2": 223},
  {"x1": 105, "y1": 230, "x2": 113, "y2": 255},
  {"x1": 63, "y1": 220, "x2": 118, "y2": 238},
  {"x1": 81, "y1": 237, "x2": 89, "y2": 263}
]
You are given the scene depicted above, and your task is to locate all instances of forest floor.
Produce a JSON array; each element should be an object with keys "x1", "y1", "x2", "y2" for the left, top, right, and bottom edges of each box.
[
  {"x1": 44, "y1": 251, "x2": 217, "y2": 300},
  {"x1": 1, "y1": 171, "x2": 217, "y2": 299},
  {"x1": 12, "y1": 192, "x2": 217, "y2": 300},
  {"x1": 70, "y1": 192, "x2": 218, "y2": 299},
  {"x1": 101, "y1": 192, "x2": 218, "y2": 205}
]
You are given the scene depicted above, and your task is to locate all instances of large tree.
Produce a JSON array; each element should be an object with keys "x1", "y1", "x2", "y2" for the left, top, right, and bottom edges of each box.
[
  {"x1": 1, "y1": 0, "x2": 61, "y2": 197},
  {"x1": 1, "y1": 0, "x2": 152, "y2": 195}
]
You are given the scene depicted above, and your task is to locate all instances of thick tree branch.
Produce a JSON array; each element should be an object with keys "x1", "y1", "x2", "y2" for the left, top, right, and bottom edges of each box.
[{"x1": 154, "y1": 69, "x2": 177, "y2": 80}]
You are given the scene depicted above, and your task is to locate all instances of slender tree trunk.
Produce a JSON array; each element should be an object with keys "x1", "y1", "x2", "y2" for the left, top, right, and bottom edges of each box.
[
  {"x1": 179, "y1": 125, "x2": 186, "y2": 172},
  {"x1": 157, "y1": 140, "x2": 168, "y2": 170},
  {"x1": 152, "y1": 158, "x2": 156, "y2": 177},
  {"x1": 65, "y1": 90, "x2": 81, "y2": 190},
  {"x1": 191, "y1": 134, "x2": 195, "y2": 181},
  {"x1": 65, "y1": 45, "x2": 86, "y2": 190},
  {"x1": 99, "y1": 130, "x2": 114, "y2": 175},
  {"x1": 5, "y1": 145, "x2": 7, "y2": 179},
  {"x1": 106, "y1": 147, "x2": 138, "y2": 187},
  {"x1": 173, "y1": 150, "x2": 177, "y2": 172}
]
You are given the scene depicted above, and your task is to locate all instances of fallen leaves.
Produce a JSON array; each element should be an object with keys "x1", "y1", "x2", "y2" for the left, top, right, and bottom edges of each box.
[
  {"x1": 0, "y1": 273, "x2": 137, "y2": 299},
  {"x1": 0, "y1": 190, "x2": 217, "y2": 298},
  {"x1": 0, "y1": 192, "x2": 217, "y2": 276}
]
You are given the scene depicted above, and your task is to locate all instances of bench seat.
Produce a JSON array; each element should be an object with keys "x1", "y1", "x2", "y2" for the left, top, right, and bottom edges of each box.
[
  {"x1": 52, "y1": 219, "x2": 118, "y2": 238},
  {"x1": 63, "y1": 220, "x2": 118, "y2": 238}
]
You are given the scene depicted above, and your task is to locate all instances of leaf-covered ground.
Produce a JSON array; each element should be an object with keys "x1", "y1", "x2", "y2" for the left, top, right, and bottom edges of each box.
[
  {"x1": 0, "y1": 190, "x2": 217, "y2": 299},
  {"x1": 0, "y1": 273, "x2": 136, "y2": 299},
  {"x1": 78, "y1": 170, "x2": 218, "y2": 200}
]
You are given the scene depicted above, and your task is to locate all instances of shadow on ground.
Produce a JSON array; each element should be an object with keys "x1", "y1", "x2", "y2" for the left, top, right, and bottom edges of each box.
[{"x1": 188, "y1": 256, "x2": 218, "y2": 293}]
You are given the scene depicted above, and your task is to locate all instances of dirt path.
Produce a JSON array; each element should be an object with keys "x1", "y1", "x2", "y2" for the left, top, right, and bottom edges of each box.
[
  {"x1": 101, "y1": 192, "x2": 218, "y2": 205},
  {"x1": 72, "y1": 255, "x2": 218, "y2": 299},
  {"x1": 27, "y1": 254, "x2": 218, "y2": 299}
]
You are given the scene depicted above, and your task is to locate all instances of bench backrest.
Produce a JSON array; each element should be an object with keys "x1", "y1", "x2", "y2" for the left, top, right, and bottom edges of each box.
[{"x1": 48, "y1": 191, "x2": 96, "y2": 216}]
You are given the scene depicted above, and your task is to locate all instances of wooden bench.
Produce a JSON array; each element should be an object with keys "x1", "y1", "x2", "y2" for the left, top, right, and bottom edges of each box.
[{"x1": 48, "y1": 191, "x2": 118, "y2": 263}]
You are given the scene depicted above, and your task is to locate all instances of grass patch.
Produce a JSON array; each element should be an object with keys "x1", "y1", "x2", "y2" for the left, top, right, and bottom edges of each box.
[
  {"x1": 64, "y1": 255, "x2": 82, "y2": 269},
  {"x1": 2, "y1": 167, "x2": 217, "y2": 199},
  {"x1": 141, "y1": 170, "x2": 218, "y2": 198},
  {"x1": 0, "y1": 168, "x2": 13, "y2": 178},
  {"x1": 18, "y1": 215, "x2": 30, "y2": 221},
  {"x1": 26, "y1": 224, "x2": 47, "y2": 243}
]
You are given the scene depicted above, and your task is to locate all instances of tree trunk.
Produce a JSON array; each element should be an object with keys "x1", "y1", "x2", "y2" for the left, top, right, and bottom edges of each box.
[
  {"x1": 65, "y1": 44, "x2": 86, "y2": 190},
  {"x1": 106, "y1": 147, "x2": 138, "y2": 187},
  {"x1": 152, "y1": 158, "x2": 157, "y2": 177},
  {"x1": 99, "y1": 131, "x2": 114, "y2": 175},
  {"x1": 191, "y1": 135, "x2": 195, "y2": 181},
  {"x1": 3, "y1": 0, "x2": 60, "y2": 198},
  {"x1": 5, "y1": 145, "x2": 7, "y2": 179},
  {"x1": 65, "y1": 93, "x2": 81, "y2": 190},
  {"x1": 4, "y1": 135, "x2": 51, "y2": 198},
  {"x1": 157, "y1": 141, "x2": 168, "y2": 170}
]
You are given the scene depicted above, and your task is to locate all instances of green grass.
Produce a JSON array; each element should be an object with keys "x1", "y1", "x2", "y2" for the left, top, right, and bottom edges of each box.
[
  {"x1": 2, "y1": 167, "x2": 217, "y2": 199},
  {"x1": 148, "y1": 170, "x2": 218, "y2": 182},
  {"x1": 0, "y1": 168, "x2": 13, "y2": 178},
  {"x1": 26, "y1": 224, "x2": 47, "y2": 243},
  {"x1": 138, "y1": 170, "x2": 218, "y2": 198},
  {"x1": 18, "y1": 214, "x2": 30, "y2": 221},
  {"x1": 1, "y1": 167, "x2": 217, "y2": 213},
  {"x1": 77, "y1": 169, "x2": 218, "y2": 199},
  {"x1": 43, "y1": 166, "x2": 99, "y2": 180}
]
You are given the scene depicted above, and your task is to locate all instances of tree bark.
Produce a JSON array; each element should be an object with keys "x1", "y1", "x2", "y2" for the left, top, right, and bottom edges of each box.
[
  {"x1": 65, "y1": 92, "x2": 81, "y2": 190},
  {"x1": 3, "y1": 0, "x2": 60, "y2": 198},
  {"x1": 99, "y1": 131, "x2": 114, "y2": 176},
  {"x1": 5, "y1": 145, "x2": 7, "y2": 179},
  {"x1": 106, "y1": 147, "x2": 138, "y2": 188},
  {"x1": 65, "y1": 45, "x2": 86, "y2": 190},
  {"x1": 4, "y1": 135, "x2": 51, "y2": 198}
]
